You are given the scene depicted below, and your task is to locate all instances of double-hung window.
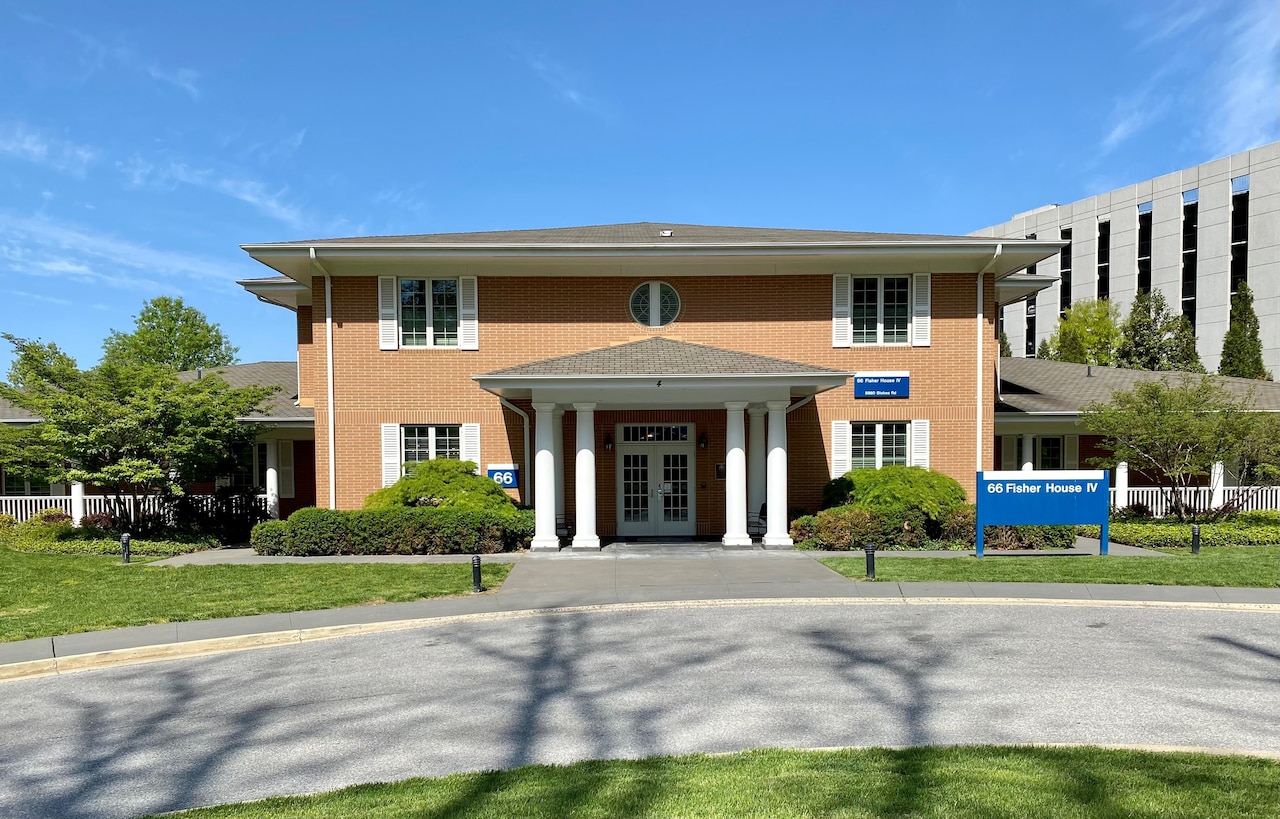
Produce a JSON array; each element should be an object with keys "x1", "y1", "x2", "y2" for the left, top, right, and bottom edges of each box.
[
  {"x1": 403, "y1": 424, "x2": 462, "y2": 464},
  {"x1": 850, "y1": 422, "x2": 909, "y2": 469},
  {"x1": 850, "y1": 276, "x2": 910, "y2": 344},
  {"x1": 401, "y1": 279, "x2": 459, "y2": 347},
  {"x1": 2, "y1": 467, "x2": 34, "y2": 496}
]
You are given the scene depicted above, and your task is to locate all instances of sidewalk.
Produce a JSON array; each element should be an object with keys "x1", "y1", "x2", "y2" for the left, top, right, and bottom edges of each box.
[{"x1": 4, "y1": 548, "x2": 1278, "y2": 678}]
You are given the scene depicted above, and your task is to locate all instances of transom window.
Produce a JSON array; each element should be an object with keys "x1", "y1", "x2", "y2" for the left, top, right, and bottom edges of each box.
[
  {"x1": 401, "y1": 279, "x2": 459, "y2": 347},
  {"x1": 404, "y1": 425, "x2": 461, "y2": 464},
  {"x1": 851, "y1": 276, "x2": 909, "y2": 344},
  {"x1": 850, "y1": 422, "x2": 908, "y2": 469},
  {"x1": 622, "y1": 424, "x2": 689, "y2": 443},
  {"x1": 630, "y1": 281, "x2": 680, "y2": 328}
]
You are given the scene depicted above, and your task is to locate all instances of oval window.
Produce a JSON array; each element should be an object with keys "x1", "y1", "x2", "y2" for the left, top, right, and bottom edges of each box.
[{"x1": 630, "y1": 281, "x2": 680, "y2": 327}]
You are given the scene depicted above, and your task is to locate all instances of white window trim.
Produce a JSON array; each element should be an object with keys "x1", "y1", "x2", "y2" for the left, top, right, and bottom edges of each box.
[
  {"x1": 630, "y1": 281, "x2": 680, "y2": 328},
  {"x1": 403, "y1": 424, "x2": 463, "y2": 464},
  {"x1": 836, "y1": 420, "x2": 928, "y2": 472},
  {"x1": 382, "y1": 423, "x2": 481, "y2": 486},
  {"x1": 399, "y1": 277, "x2": 462, "y2": 349},
  {"x1": 839, "y1": 274, "x2": 918, "y2": 346}
]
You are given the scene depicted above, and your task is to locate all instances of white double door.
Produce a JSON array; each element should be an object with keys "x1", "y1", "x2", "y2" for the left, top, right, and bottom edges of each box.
[{"x1": 616, "y1": 444, "x2": 696, "y2": 538}]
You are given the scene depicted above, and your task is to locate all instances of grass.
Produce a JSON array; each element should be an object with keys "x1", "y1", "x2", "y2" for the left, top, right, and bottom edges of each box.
[
  {"x1": 822, "y1": 545, "x2": 1280, "y2": 587},
  {"x1": 0, "y1": 548, "x2": 511, "y2": 642},
  {"x1": 152, "y1": 746, "x2": 1280, "y2": 818}
]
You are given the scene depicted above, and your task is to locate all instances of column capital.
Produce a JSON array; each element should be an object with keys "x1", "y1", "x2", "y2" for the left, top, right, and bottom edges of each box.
[
  {"x1": 724, "y1": 401, "x2": 749, "y2": 411},
  {"x1": 765, "y1": 400, "x2": 790, "y2": 412},
  {"x1": 572, "y1": 402, "x2": 597, "y2": 411},
  {"x1": 553, "y1": 407, "x2": 566, "y2": 418},
  {"x1": 747, "y1": 405, "x2": 768, "y2": 416},
  {"x1": 531, "y1": 402, "x2": 557, "y2": 413}
]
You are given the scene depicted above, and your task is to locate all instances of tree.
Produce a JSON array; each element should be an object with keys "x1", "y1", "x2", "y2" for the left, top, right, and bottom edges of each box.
[
  {"x1": 1218, "y1": 282, "x2": 1271, "y2": 380},
  {"x1": 101, "y1": 296, "x2": 239, "y2": 371},
  {"x1": 1, "y1": 335, "x2": 272, "y2": 529},
  {"x1": 1080, "y1": 375, "x2": 1273, "y2": 520},
  {"x1": 1116, "y1": 289, "x2": 1205, "y2": 373},
  {"x1": 998, "y1": 331, "x2": 1012, "y2": 358},
  {"x1": 1036, "y1": 338, "x2": 1051, "y2": 359},
  {"x1": 1044, "y1": 299, "x2": 1121, "y2": 365}
]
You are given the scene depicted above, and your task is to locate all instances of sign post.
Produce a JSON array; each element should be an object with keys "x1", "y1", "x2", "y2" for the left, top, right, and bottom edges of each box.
[{"x1": 975, "y1": 470, "x2": 1110, "y2": 558}]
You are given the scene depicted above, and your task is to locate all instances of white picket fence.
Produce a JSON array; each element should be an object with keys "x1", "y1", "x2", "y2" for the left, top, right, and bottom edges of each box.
[
  {"x1": 1111, "y1": 486, "x2": 1280, "y2": 517},
  {"x1": 0, "y1": 494, "x2": 224, "y2": 523}
]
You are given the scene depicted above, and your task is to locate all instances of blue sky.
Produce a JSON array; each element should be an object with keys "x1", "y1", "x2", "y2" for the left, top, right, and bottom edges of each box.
[{"x1": 2, "y1": 0, "x2": 1277, "y2": 374}]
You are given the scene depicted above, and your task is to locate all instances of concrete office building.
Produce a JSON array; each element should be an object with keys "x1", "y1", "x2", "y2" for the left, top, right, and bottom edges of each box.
[{"x1": 973, "y1": 141, "x2": 1280, "y2": 375}]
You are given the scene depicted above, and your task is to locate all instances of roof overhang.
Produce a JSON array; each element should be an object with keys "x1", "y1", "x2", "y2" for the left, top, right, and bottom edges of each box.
[
  {"x1": 995, "y1": 273, "x2": 1059, "y2": 306},
  {"x1": 236, "y1": 277, "x2": 311, "y2": 311},
  {"x1": 473, "y1": 372, "x2": 851, "y2": 409},
  {"x1": 242, "y1": 240, "x2": 1064, "y2": 284}
]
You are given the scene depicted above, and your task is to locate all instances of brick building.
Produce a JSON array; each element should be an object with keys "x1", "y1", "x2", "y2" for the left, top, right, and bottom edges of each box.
[{"x1": 239, "y1": 222, "x2": 1057, "y2": 549}]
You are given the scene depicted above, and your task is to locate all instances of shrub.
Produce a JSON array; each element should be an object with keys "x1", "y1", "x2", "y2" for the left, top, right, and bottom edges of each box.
[
  {"x1": 941, "y1": 504, "x2": 977, "y2": 546},
  {"x1": 820, "y1": 476, "x2": 853, "y2": 510},
  {"x1": 4, "y1": 534, "x2": 216, "y2": 557},
  {"x1": 286, "y1": 507, "x2": 355, "y2": 556},
  {"x1": 272, "y1": 506, "x2": 531, "y2": 556},
  {"x1": 80, "y1": 510, "x2": 116, "y2": 531},
  {"x1": 790, "y1": 515, "x2": 818, "y2": 549},
  {"x1": 1233, "y1": 509, "x2": 1280, "y2": 526},
  {"x1": 984, "y1": 525, "x2": 1077, "y2": 550},
  {"x1": 250, "y1": 520, "x2": 291, "y2": 555},
  {"x1": 1113, "y1": 503, "x2": 1153, "y2": 521},
  {"x1": 813, "y1": 506, "x2": 876, "y2": 550},
  {"x1": 15, "y1": 508, "x2": 76, "y2": 542},
  {"x1": 1078, "y1": 520, "x2": 1280, "y2": 549},
  {"x1": 364, "y1": 459, "x2": 515, "y2": 511},
  {"x1": 0, "y1": 513, "x2": 16, "y2": 531}
]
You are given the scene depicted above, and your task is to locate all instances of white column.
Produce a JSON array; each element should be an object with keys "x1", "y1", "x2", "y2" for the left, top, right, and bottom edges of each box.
[
  {"x1": 1210, "y1": 461, "x2": 1225, "y2": 509},
  {"x1": 265, "y1": 441, "x2": 281, "y2": 520},
  {"x1": 1021, "y1": 434, "x2": 1034, "y2": 471},
  {"x1": 747, "y1": 406, "x2": 767, "y2": 519},
  {"x1": 572, "y1": 403, "x2": 600, "y2": 550},
  {"x1": 531, "y1": 402, "x2": 560, "y2": 550},
  {"x1": 1114, "y1": 461, "x2": 1129, "y2": 510},
  {"x1": 70, "y1": 481, "x2": 86, "y2": 526},
  {"x1": 723, "y1": 402, "x2": 751, "y2": 546},
  {"x1": 552, "y1": 408, "x2": 565, "y2": 521},
  {"x1": 764, "y1": 400, "x2": 793, "y2": 547}
]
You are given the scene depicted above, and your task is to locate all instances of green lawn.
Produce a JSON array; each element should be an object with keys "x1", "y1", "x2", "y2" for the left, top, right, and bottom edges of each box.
[
  {"x1": 0, "y1": 548, "x2": 511, "y2": 642},
  {"x1": 153, "y1": 746, "x2": 1280, "y2": 818},
  {"x1": 822, "y1": 545, "x2": 1279, "y2": 587}
]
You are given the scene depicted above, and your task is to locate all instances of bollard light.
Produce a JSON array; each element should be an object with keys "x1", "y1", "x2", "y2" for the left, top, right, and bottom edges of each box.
[
  {"x1": 121, "y1": 532, "x2": 131, "y2": 565},
  {"x1": 1191, "y1": 524, "x2": 1201, "y2": 555},
  {"x1": 471, "y1": 554, "x2": 482, "y2": 593},
  {"x1": 864, "y1": 543, "x2": 876, "y2": 580}
]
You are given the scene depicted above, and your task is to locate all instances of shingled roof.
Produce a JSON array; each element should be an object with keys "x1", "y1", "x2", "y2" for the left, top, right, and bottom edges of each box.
[
  {"x1": 998, "y1": 357, "x2": 1280, "y2": 414},
  {"x1": 481, "y1": 337, "x2": 848, "y2": 378},
  {"x1": 176, "y1": 361, "x2": 312, "y2": 421}
]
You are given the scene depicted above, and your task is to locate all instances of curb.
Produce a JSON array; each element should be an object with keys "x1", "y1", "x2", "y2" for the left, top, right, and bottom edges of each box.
[{"x1": 3, "y1": 596, "x2": 1279, "y2": 684}]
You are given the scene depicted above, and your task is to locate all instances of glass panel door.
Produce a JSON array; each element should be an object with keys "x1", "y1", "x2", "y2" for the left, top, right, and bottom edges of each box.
[
  {"x1": 662, "y1": 452, "x2": 689, "y2": 524},
  {"x1": 622, "y1": 453, "x2": 649, "y2": 524}
]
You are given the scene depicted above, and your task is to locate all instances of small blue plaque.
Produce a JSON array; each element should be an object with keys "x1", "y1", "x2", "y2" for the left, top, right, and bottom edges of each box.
[
  {"x1": 487, "y1": 466, "x2": 519, "y2": 488},
  {"x1": 854, "y1": 371, "x2": 910, "y2": 398}
]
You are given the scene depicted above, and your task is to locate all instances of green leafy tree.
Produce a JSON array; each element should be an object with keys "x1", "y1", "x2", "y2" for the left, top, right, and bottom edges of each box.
[
  {"x1": 1, "y1": 335, "x2": 272, "y2": 528},
  {"x1": 364, "y1": 458, "x2": 514, "y2": 510},
  {"x1": 1081, "y1": 375, "x2": 1271, "y2": 520},
  {"x1": 1218, "y1": 282, "x2": 1271, "y2": 380},
  {"x1": 1045, "y1": 299, "x2": 1121, "y2": 365},
  {"x1": 101, "y1": 296, "x2": 239, "y2": 371},
  {"x1": 1116, "y1": 290, "x2": 1205, "y2": 373}
]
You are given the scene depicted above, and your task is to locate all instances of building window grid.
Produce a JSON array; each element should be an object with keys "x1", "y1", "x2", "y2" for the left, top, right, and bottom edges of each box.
[
  {"x1": 403, "y1": 425, "x2": 462, "y2": 466},
  {"x1": 2, "y1": 468, "x2": 33, "y2": 496},
  {"x1": 851, "y1": 276, "x2": 910, "y2": 345},
  {"x1": 1026, "y1": 233, "x2": 1037, "y2": 275},
  {"x1": 1230, "y1": 180, "x2": 1249, "y2": 299},
  {"x1": 1096, "y1": 220, "x2": 1111, "y2": 301},
  {"x1": 400, "y1": 279, "x2": 460, "y2": 347},
  {"x1": 229, "y1": 442, "x2": 268, "y2": 489},
  {"x1": 622, "y1": 425, "x2": 689, "y2": 443},
  {"x1": 1182, "y1": 195, "x2": 1199, "y2": 329},
  {"x1": 1024, "y1": 298, "x2": 1036, "y2": 357},
  {"x1": 1136, "y1": 207, "x2": 1153, "y2": 295},
  {"x1": 850, "y1": 422, "x2": 908, "y2": 470},
  {"x1": 1059, "y1": 227, "x2": 1073, "y2": 318}
]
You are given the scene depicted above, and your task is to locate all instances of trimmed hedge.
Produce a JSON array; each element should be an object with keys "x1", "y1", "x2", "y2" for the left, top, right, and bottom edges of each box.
[
  {"x1": 252, "y1": 506, "x2": 535, "y2": 556},
  {"x1": 0, "y1": 507, "x2": 217, "y2": 556},
  {"x1": 793, "y1": 501, "x2": 1076, "y2": 551},
  {"x1": 1078, "y1": 521, "x2": 1280, "y2": 549}
]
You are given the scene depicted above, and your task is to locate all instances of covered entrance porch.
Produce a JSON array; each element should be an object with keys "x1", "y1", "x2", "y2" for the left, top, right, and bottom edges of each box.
[{"x1": 475, "y1": 338, "x2": 850, "y2": 551}]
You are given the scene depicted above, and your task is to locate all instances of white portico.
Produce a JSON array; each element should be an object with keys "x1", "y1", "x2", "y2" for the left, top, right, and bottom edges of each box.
[{"x1": 475, "y1": 337, "x2": 850, "y2": 550}]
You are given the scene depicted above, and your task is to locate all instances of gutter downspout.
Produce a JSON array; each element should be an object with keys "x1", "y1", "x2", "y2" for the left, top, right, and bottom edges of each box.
[
  {"x1": 785, "y1": 395, "x2": 815, "y2": 415},
  {"x1": 498, "y1": 397, "x2": 531, "y2": 505},
  {"x1": 977, "y1": 244, "x2": 1002, "y2": 477},
  {"x1": 312, "y1": 247, "x2": 337, "y2": 509}
]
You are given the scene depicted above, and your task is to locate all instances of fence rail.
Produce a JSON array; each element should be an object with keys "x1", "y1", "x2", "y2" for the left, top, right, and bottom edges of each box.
[
  {"x1": 1111, "y1": 486, "x2": 1280, "y2": 517},
  {"x1": 0, "y1": 494, "x2": 262, "y2": 524}
]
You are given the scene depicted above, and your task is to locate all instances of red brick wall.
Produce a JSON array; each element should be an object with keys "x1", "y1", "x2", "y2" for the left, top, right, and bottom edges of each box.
[{"x1": 304, "y1": 272, "x2": 997, "y2": 525}]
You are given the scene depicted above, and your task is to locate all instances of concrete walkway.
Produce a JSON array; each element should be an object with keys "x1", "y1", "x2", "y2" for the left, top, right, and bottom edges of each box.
[{"x1": 4, "y1": 545, "x2": 1278, "y2": 679}]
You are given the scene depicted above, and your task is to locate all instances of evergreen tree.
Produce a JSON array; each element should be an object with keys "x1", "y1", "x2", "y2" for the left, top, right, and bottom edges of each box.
[
  {"x1": 1219, "y1": 282, "x2": 1271, "y2": 380},
  {"x1": 998, "y1": 330, "x2": 1012, "y2": 358},
  {"x1": 1036, "y1": 338, "x2": 1051, "y2": 359},
  {"x1": 1116, "y1": 289, "x2": 1205, "y2": 373},
  {"x1": 1167, "y1": 315, "x2": 1205, "y2": 373}
]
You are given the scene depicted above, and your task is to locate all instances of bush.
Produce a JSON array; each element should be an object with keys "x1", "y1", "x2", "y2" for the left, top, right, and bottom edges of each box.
[
  {"x1": 1113, "y1": 503, "x2": 1153, "y2": 521},
  {"x1": 1078, "y1": 520, "x2": 1280, "y2": 549},
  {"x1": 250, "y1": 520, "x2": 291, "y2": 555},
  {"x1": 286, "y1": 507, "x2": 355, "y2": 555},
  {"x1": 934, "y1": 504, "x2": 1075, "y2": 550},
  {"x1": 941, "y1": 504, "x2": 977, "y2": 545},
  {"x1": 790, "y1": 515, "x2": 818, "y2": 549},
  {"x1": 820, "y1": 477, "x2": 853, "y2": 511},
  {"x1": 80, "y1": 510, "x2": 116, "y2": 531},
  {"x1": 813, "y1": 506, "x2": 876, "y2": 550},
  {"x1": 0, "y1": 513, "x2": 16, "y2": 531},
  {"x1": 4, "y1": 533, "x2": 216, "y2": 556},
  {"x1": 364, "y1": 459, "x2": 515, "y2": 511}
]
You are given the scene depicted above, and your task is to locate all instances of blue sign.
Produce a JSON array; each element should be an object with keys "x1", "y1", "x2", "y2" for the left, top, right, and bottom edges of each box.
[
  {"x1": 854, "y1": 371, "x2": 909, "y2": 398},
  {"x1": 487, "y1": 466, "x2": 520, "y2": 488},
  {"x1": 975, "y1": 470, "x2": 1110, "y2": 557}
]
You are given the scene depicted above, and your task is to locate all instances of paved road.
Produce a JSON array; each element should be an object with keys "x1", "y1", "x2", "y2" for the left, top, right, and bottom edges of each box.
[{"x1": 2, "y1": 602, "x2": 1278, "y2": 818}]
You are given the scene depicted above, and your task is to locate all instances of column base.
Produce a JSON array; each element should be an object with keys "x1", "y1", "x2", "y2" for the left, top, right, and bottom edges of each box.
[
  {"x1": 571, "y1": 536, "x2": 601, "y2": 551},
  {"x1": 762, "y1": 535, "x2": 794, "y2": 548},
  {"x1": 529, "y1": 537, "x2": 562, "y2": 552},
  {"x1": 721, "y1": 534, "x2": 753, "y2": 547}
]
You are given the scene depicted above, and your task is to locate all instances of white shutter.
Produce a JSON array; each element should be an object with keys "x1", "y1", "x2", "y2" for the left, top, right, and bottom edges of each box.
[
  {"x1": 911, "y1": 273, "x2": 931, "y2": 347},
  {"x1": 832, "y1": 274, "x2": 851, "y2": 348},
  {"x1": 910, "y1": 419, "x2": 930, "y2": 468},
  {"x1": 381, "y1": 423, "x2": 402, "y2": 487},
  {"x1": 831, "y1": 420, "x2": 851, "y2": 478},
  {"x1": 278, "y1": 440, "x2": 296, "y2": 499},
  {"x1": 461, "y1": 423, "x2": 481, "y2": 469},
  {"x1": 459, "y1": 276, "x2": 479, "y2": 350},
  {"x1": 1001, "y1": 435, "x2": 1016, "y2": 470},
  {"x1": 1065, "y1": 435, "x2": 1079, "y2": 469},
  {"x1": 378, "y1": 276, "x2": 399, "y2": 351}
]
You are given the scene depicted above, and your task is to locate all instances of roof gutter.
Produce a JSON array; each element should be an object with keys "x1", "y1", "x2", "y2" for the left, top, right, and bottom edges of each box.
[
  {"x1": 976, "y1": 243, "x2": 1001, "y2": 476},
  {"x1": 313, "y1": 247, "x2": 337, "y2": 509}
]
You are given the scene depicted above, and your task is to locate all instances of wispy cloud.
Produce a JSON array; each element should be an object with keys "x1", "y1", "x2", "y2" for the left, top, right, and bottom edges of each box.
[
  {"x1": 1100, "y1": 92, "x2": 1171, "y2": 153},
  {"x1": 11, "y1": 289, "x2": 73, "y2": 307},
  {"x1": 146, "y1": 65, "x2": 200, "y2": 100},
  {"x1": 1207, "y1": 0, "x2": 1280, "y2": 156},
  {"x1": 519, "y1": 50, "x2": 608, "y2": 117},
  {"x1": 1128, "y1": 0, "x2": 1221, "y2": 46},
  {"x1": 0, "y1": 212, "x2": 232, "y2": 293},
  {"x1": 120, "y1": 158, "x2": 308, "y2": 229},
  {"x1": 0, "y1": 122, "x2": 96, "y2": 175}
]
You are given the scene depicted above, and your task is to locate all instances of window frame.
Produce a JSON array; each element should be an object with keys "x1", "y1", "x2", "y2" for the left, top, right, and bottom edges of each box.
[
  {"x1": 849, "y1": 421, "x2": 910, "y2": 470},
  {"x1": 401, "y1": 424, "x2": 463, "y2": 470},
  {"x1": 848, "y1": 275, "x2": 912, "y2": 346},
  {"x1": 399, "y1": 277, "x2": 461, "y2": 349},
  {"x1": 629, "y1": 281, "x2": 681, "y2": 328},
  {"x1": 1, "y1": 467, "x2": 35, "y2": 496}
]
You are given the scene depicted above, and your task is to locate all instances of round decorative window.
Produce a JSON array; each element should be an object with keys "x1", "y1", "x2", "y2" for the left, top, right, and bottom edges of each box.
[{"x1": 630, "y1": 281, "x2": 680, "y2": 327}]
